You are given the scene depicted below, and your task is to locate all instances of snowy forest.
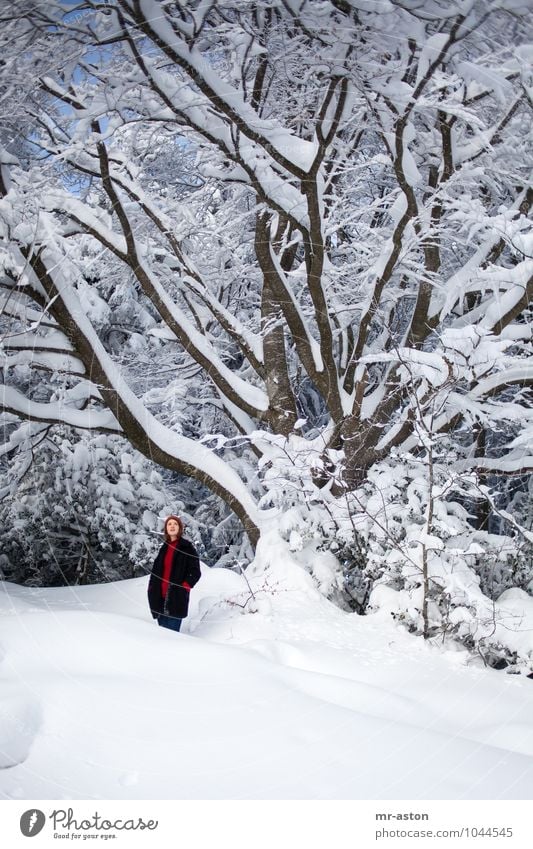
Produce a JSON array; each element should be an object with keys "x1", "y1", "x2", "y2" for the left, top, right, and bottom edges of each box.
[{"x1": 0, "y1": 0, "x2": 532, "y2": 671}]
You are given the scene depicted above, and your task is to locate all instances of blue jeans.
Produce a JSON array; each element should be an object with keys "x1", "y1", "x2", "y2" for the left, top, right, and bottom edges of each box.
[{"x1": 157, "y1": 614, "x2": 182, "y2": 632}]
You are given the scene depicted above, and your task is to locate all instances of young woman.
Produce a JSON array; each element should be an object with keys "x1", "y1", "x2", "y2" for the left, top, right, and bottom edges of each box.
[{"x1": 147, "y1": 515, "x2": 201, "y2": 632}]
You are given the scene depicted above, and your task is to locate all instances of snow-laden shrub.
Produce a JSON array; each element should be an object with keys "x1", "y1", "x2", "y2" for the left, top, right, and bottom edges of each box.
[
  {"x1": 255, "y1": 432, "x2": 533, "y2": 672},
  {"x1": 253, "y1": 430, "x2": 347, "y2": 608},
  {"x1": 0, "y1": 429, "x2": 183, "y2": 585},
  {"x1": 352, "y1": 455, "x2": 531, "y2": 670}
]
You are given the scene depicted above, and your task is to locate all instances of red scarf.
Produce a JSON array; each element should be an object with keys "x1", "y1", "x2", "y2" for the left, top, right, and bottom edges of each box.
[{"x1": 161, "y1": 539, "x2": 179, "y2": 598}]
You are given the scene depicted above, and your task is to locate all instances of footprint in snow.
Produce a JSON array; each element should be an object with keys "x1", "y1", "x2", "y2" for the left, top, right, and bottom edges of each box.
[{"x1": 0, "y1": 693, "x2": 42, "y2": 769}]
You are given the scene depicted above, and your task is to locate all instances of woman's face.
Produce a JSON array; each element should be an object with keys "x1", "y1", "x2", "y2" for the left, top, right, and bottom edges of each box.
[{"x1": 166, "y1": 518, "x2": 180, "y2": 540}]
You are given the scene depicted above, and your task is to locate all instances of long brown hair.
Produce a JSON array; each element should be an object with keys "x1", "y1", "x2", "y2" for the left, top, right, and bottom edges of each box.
[{"x1": 163, "y1": 515, "x2": 183, "y2": 542}]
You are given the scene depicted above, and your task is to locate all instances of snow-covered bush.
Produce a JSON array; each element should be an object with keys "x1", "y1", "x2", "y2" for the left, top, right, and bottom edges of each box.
[
  {"x1": 0, "y1": 429, "x2": 182, "y2": 585},
  {"x1": 255, "y1": 431, "x2": 533, "y2": 672}
]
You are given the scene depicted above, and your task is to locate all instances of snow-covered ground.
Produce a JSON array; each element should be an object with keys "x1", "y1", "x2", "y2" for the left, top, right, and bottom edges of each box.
[{"x1": 1, "y1": 561, "x2": 533, "y2": 800}]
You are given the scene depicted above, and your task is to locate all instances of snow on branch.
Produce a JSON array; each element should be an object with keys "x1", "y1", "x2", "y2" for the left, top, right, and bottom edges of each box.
[{"x1": 1, "y1": 385, "x2": 120, "y2": 432}]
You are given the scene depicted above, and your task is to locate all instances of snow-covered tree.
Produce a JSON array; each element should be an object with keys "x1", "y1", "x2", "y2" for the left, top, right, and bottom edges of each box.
[
  {"x1": 0, "y1": 428, "x2": 172, "y2": 584},
  {"x1": 1, "y1": 0, "x2": 532, "y2": 660}
]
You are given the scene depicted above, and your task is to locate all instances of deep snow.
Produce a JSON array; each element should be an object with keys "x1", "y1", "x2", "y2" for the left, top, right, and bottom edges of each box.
[{"x1": 1, "y1": 561, "x2": 533, "y2": 800}]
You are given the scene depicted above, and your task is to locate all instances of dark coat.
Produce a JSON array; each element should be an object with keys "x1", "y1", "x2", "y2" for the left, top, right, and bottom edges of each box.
[{"x1": 147, "y1": 537, "x2": 201, "y2": 619}]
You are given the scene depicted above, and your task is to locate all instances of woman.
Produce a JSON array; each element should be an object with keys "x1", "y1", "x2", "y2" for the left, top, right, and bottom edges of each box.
[{"x1": 147, "y1": 515, "x2": 201, "y2": 632}]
